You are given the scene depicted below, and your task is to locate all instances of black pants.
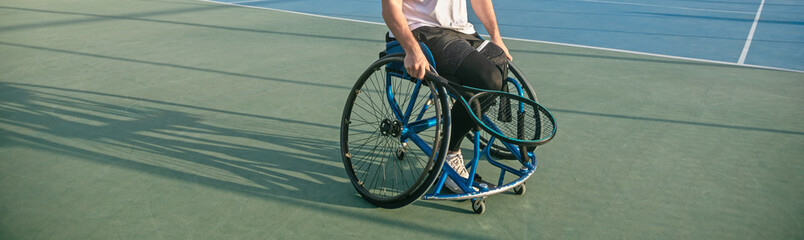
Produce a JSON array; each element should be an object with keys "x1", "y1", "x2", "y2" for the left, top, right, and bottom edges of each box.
[{"x1": 409, "y1": 27, "x2": 508, "y2": 151}]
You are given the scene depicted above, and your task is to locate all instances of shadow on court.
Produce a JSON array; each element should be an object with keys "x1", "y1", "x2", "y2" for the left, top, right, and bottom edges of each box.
[
  {"x1": 0, "y1": 82, "x2": 366, "y2": 208},
  {"x1": 0, "y1": 5, "x2": 383, "y2": 44},
  {"x1": 0, "y1": 84, "x2": 485, "y2": 238}
]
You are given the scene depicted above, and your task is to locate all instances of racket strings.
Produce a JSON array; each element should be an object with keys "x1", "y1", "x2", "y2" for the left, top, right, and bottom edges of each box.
[{"x1": 474, "y1": 93, "x2": 554, "y2": 143}]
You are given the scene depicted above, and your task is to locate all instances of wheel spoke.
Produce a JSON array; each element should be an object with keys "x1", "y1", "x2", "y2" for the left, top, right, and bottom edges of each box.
[{"x1": 341, "y1": 56, "x2": 446, "y2": 207}]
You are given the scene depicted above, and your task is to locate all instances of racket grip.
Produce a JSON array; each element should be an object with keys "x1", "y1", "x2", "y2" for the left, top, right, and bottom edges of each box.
[
  {"x1": 517, "y1": 110, "x2": 525, "y2": 140},
  {"x1": 498, "y1": 95, "x2": 513, "y2": 122},
  {"x1": 533, "y1": 110, "x2": 542, "y2": 139},
  {"x1": 517, "y1": 111, "x2": 528, "y2": 164}
]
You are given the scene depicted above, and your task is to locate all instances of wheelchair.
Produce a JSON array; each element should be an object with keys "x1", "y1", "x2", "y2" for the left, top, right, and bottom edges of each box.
[{"x1": 339, "y1": 39, "x2": 556, "y2": 214}]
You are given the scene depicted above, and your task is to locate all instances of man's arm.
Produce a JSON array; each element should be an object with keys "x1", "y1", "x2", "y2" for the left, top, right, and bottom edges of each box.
[
  {"x1": 382, "y1": 0, "x2": 429, "y2": 79},
  {"x1": 470, "y1": 0, "x2": 512, "y2": 60}
]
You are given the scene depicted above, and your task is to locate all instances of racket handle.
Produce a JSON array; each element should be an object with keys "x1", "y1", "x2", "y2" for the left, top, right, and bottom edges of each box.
[
  {"x1": 517, "y1": 111, "x2": 529, "y2": 164},
  {"x1": 517, "y1": 111, "x2": 525, "y2": 140},
  {"x1": 498, "y1": 95, "x2": 513, "y2": 122}
]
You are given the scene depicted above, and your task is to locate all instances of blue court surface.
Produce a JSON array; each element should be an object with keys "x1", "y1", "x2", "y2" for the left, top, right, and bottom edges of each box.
[{"x1": 206, "y1": 0, "x2": 804, "y2": 72}]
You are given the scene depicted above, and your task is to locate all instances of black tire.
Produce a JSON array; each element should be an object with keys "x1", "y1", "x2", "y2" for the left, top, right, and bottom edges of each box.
[
  {"x1": 471, "y1": 198, "x2": 486, "y2": 214},
  {"x1": 469, "y1": 61, "x2": 539, "y2": 159},
  {"x1": 513, "y1": 183, "x2": 526, "y2": 195},
  {"x1": 341, "y1": 55, "x2": 451, "y2": 208}
]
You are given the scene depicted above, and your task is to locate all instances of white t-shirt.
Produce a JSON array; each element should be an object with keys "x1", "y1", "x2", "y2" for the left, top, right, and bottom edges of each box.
[{"x1": 402, "y1": 0, "x2": 476, "y2": 34}]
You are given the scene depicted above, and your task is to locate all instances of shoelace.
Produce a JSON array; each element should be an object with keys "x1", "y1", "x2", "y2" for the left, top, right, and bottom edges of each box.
[{"x1": 447, "y1": 153, "x2": 468, "y2": 178}]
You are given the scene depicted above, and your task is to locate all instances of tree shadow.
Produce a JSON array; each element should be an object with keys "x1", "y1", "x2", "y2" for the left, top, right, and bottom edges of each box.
[
  {"x1": 0, "y1": 81, "x2": 492, "y2": 238},
  {"x1": 0, "y1": 82, "x2": 370, "y2": 208},
  {"x1": 0, "y1": 41, "x2": 352, "y2": 91},
  {"x1": 0, "y1": 5, "x2": 383, "y2": 44}
]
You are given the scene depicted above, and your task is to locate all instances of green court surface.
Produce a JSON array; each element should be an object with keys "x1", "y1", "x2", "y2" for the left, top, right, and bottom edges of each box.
[{"x1": 1, "y1": 0, "x2": 802, "y2": 239}]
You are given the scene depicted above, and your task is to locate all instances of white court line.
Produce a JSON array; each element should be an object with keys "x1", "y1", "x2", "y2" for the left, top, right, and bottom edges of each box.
[
  {"x1": 501, "y1": 36, "x2": 803, "y2": 73},
  {"x1": 738, "y1": 0, "x2": 766, "y2": 64},
  {"x1": 200, "y1": 0, "x2": 802, "y2": 73},
  {"x1": 578, "y1": 0, "x2": 755, "y2": 15},
  {"x1": 200, "y1": 0, "x2": 384, "y2": 26},
  {"x1": 229, "y1": 0, "x2": 269, "y2": 4}
]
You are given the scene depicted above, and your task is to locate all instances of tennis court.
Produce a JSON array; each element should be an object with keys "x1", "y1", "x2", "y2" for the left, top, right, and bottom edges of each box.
[
  {"x1": 207, "y1": 0, "x2": 804, "y2": 71},
  {"x1": 1, "y1": 0, "x2": 802, "y2": 239}
]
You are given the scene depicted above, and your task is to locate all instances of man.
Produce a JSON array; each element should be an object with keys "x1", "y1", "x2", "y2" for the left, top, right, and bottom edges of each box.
[{"x1": 382, "y1": 0, "x2": 512, "y2": 193}]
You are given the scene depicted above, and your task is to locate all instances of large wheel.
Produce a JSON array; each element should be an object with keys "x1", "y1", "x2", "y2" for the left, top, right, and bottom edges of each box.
[
  {"x1": 469, "y1": 61, "x2": 540, "y2": 159},
  {"x1": 340, "y1": 55, "x2": 451, "y2": 208}
]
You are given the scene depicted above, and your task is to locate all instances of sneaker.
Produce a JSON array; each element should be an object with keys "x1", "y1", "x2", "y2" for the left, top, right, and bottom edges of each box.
[{"x1": 444, "y1": 152, "x2": 469, "y2": 193}]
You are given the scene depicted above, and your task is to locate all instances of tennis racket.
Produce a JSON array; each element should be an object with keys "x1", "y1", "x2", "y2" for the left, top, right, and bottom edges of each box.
[{"x1": 425, "y1": 72, "x2": 556, "y2": 147}]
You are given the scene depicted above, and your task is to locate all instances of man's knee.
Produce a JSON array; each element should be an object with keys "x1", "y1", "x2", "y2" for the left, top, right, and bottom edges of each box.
[
  {"x1": 479, "y1": 66, "x2": 503, "y2": 91},
  {"x1": 456, "y1": 51, "x2": 504, "y2": 91}
]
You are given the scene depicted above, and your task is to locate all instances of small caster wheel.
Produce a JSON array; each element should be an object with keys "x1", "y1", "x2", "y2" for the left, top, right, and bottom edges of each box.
[
  {"x1": 471, "y1": 198, "x2": 486, "y2": 214},
  {"x1": 514, "y1": 183, "x2": 526, "y2": 195},
  {"x1": 395, "y1": 143, "x2": 408, "y2": 160},
  {"x1": 395, "y1": 147, "x2": 406, "y2": 160}
]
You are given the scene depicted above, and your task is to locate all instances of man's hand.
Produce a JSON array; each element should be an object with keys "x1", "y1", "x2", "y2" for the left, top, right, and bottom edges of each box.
[
  {"x1": 492, "y1": 39, "x2": 513, "y2": 61},
  {"x1": 383, "y1": 0, "x2": 430, "y2": 79},
  {"x1": 472, "y1": 0, "x2": 512, "y2": 60},
  {"x1": 405, "y1": 50, "x2": 430, "y2": 80}
]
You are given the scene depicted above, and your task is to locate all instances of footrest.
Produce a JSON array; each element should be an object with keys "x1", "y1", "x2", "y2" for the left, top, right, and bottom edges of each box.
[
  {"x1": 473, "y1": 175, "x2": 497, "y2": 190},
  {"x1": 423, "y1": 168, "x2": 534, "y2": 201}
]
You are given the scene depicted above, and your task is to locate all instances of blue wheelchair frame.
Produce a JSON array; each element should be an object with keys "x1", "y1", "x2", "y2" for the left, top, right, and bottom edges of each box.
[{"x1": 383, "y1": 41, "x2": 538, "y2": 203}]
